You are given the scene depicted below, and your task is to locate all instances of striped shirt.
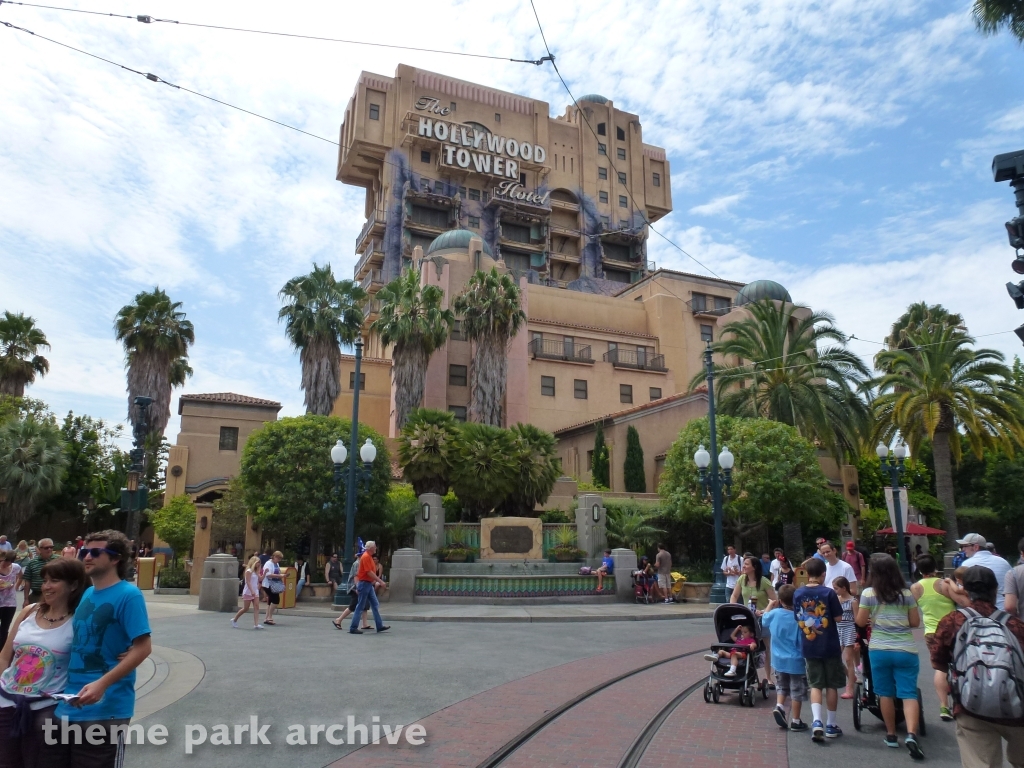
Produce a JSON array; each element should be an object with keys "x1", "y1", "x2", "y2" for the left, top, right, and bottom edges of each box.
[{"x1": 859, "y1": 587, "x2": 918, "y2": 654}]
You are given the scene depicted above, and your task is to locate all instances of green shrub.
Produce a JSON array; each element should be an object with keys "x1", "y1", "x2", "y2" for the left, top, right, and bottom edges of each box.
[
  {"x1": 623, "y1": 425, "x2": 646, "y2": 493},
  {"x1": 156, "y1": 568, "x2": 190, "y2": 589}
]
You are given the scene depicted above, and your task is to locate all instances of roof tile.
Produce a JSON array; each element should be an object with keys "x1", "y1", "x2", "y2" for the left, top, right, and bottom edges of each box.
[{"x1": 178, "y1": 392, "x2": 282, "y2": 409}]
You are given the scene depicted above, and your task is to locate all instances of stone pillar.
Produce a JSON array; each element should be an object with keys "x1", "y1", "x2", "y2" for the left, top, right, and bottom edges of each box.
[
  {"x1": 415, "y1": 493, "x2": 445, "y2": 574},
  {"x1": 189, "y1": 503, "x2": 214, "y2": 596},
  {"x1": 611, "y1": 548, "x2": 637, "y2": 603},
  {"x1": 575, "y1": 494, "x2": 607, "y2": 564},
  {"x1": 389, "y1": 548, "x2": 423, "y2": 602},
  {"x1": 198, "y1": 554, "x2": 239, "y2": 612}
]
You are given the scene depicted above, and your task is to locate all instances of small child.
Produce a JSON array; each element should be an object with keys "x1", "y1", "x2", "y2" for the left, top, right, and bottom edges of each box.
[
  {"x1": 832, "y1": 576, "x2": 859, "y2": 699},
  {"x1": 595, "y1": 550, "x2": 614, "y2": 592},
  {"x1": 794, "y1": 557, "x2": 845, "y2": 742},
  {"x1": 762, "y1": 584, "x2": 809, "y2": 731},
  {"x1": 705, "y1": 624, "x2": 757, "y2": 676}
]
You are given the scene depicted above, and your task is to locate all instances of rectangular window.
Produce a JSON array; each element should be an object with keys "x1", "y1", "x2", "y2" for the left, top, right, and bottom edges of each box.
[
  {"x1": 587, "y1": 450, "x2": 594, "y2": 470},
  {"x1": 420, "y1": 150, "x2": 431, "y2": 164},
  {"x1": 608, "y1": 342, "x2": 618, "y2": 354},
  {"x1": 619, "y1": 195, "x2": 628, "y2": 208},
  {"x1": 349, "y1": 372, "x2": 366, "y2": 390},
  {"x1": 451, "y1": 319, "x2": 465, "y2": 340},
  {"x1": 691, "y1": 293, "x2": 707, "y2": 312},
  {"x1": 468, "y1": 215, "x2": 480, "y2": 229},
  {"x1": 219, "y1": 426, "x2": 239, "y2": 452},
  {"x1": 519, "y1": 172, "x2": 527, "y2": 185},
  {"x1": 650, "y1": 387, "x2": 662, "y2": 401},
  {"x1": 459, "y1": 186, "x2": 467, "y2": 197},
  {"x1": 531, "y1": 331, "x2": 543, "y2": 345},
  {"x1": 700, "y1": 324, "x2": 713, "y2": 342},
  {"x1": 598, "y1": 143, "x2": 607, "y2": 155},
  {"x1": 597, "y1": 122, "x2": 606, "y2": 136},
  {"x1": 369, "y1": 104, "x2": 380, "y2": 120},
  {"x1": 449, "y1": 405, "x2": 467, "y2": 422},
  {"x1": 617, "y1": 147, "x2": 626, "y2": 160},
  {"x1": 652, "y1": 172, "x2": 661, "y2": 187},
  {"x1": 574, "y1": 379, "x2": 588, "y2": 399},
  {"x1": 541, "y1": 376, "x2": 556, "y2": 397},
  {"x1": 449, "y1": 364, "x2": 467, "y2": 386},
  {"x1": 600, "y1": 215, "x2": 610, "y2": 227},
  {"x1": 598, "y1": 167, "x2": 608, "y2": 180},
  {"x1": 620, "y1": 384, "x2": 633, "y2": 404},
  {"x1": 494, "y1": 112, "x2": 501, "y2": 123},
  {"x1": 616, "y1": 126, "x2": 626, "y2": 141},
  {"x1": 599, "y1": 191, "x2": 608, "y2": 203},
  {"x1": 563, "y1": 336, "x2": 574, "y2": 358},
  {"x1": 501, "y1": 222, "x2": 531, "y2": 243},
  {"x1": 714, "y1": 296, "x2": 731, "y2": 311},
  {"x1": 469, "y1": 188, "x2": 481, "y2": 201},
  {"x1": 618, "y1": 172, "x2": 627, "y2": 184},
  {"x1": 409, "y1": 205, "x2": 448, "y2": 228},
  {"x1": 450, "y1": 101, "x2": 456, "y2": 112}
]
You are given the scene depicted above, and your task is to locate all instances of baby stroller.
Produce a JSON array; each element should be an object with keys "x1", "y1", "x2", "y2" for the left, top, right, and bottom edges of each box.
[
  {"x1": 852, "y1": 624, "x2": 926, "y2": 735},
  {"x1": 703, "y1": 604, "x2": 770, "y2": 706},
  {"x1": 632, "y1": 570, "x2": 654, "y2": 603}
]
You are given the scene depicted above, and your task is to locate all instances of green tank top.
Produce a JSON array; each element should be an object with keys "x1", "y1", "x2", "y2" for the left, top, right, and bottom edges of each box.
[
  {"x1": 739, "y1": 577, "x2": 773, "y2": 610},
  {"x1": 917, "y1": 577, "x2": 955, "y2": 635}
]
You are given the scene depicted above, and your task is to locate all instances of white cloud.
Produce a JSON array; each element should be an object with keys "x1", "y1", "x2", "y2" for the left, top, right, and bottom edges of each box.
[{"x1": 689, "y1": 193, "x2": 746, "y2": 217}]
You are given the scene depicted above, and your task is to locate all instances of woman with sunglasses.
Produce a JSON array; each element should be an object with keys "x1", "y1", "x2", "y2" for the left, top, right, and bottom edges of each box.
[{"x1": 0, "y1": 557, "x2": 88, "y2": 767}]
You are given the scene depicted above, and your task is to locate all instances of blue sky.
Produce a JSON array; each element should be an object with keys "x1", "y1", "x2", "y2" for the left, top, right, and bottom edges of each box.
[{"x1": 1, "y1": 0, "x2": 1022, "y2": 441}]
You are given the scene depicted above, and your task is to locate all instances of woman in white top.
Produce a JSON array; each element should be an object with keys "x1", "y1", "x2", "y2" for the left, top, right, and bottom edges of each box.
[
  {"x1": 261, "y1": 551, "x2": 284, "y2": 626},
  {"x1": 0, "y1": 557, "x2": 88, "y2": 767},
  {"x1": 0, "y1": 552, "x2": 24, "y2": 649},
  {"x1": 232, "y1": 556, "x2": 264, "y2": 630}
]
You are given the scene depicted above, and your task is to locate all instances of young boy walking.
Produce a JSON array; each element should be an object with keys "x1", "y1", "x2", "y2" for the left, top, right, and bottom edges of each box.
[
  {"x1": 762, "y1": 584, "x2": 809, "y2": 731},
  {"x1": 793, "y1": 557, "x2": 845, "y2": 742}
]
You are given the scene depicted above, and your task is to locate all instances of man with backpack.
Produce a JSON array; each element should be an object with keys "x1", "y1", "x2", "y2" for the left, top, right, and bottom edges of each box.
[{"x1": 927, "y1": 566, "x2": 1024, "y2": 768}]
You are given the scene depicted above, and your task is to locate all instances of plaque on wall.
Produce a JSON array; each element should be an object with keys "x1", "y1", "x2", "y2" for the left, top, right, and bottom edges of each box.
[{"x1": 489, "y1": 525, "x2": 535, "y2": 554}]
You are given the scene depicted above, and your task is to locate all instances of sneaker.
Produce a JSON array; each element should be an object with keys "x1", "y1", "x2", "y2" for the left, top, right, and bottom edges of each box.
[
  {"x1": 376, "y1": 625, "x2": 390, "y2": 633},
  {"x1": 230, "y1": 620, "x2": 238, "y2": 628},
  {"x1": 773, "y1": 706, "x2": 788, "y2": 729},
  {"x1": 906, "y1": 734, "x2": 924, "y2": 760},
  {"x1": 349, "y1": 629, "x2": 364, "y2": 635},
  {"x1": 811, "y1": 720, "x2": 824, "y2": 742},
  {"x1": 789, "y1": 720, "x2": 808, "y2": 731},
  {"x1": 939, "y1": 705, "x2": 953, "y2": 721},
  {"x1": 704, "y1": 654, "x2": 719, "y2": 662},
  {"x1": 724, "y1": 668, "x2": 737, "y2": 677},
  {"x1": 253, "y1": 624, "x2": 264, "y2": 630},
  {"x1": 664, "y1": 598, "x2": 673, "y2": 603},
  {"x1": 883, "y1": 734, "x2": 899, "y2": 749},
  {"x1": 825, "y1": 724, "x2": 842, "y2": 739}
]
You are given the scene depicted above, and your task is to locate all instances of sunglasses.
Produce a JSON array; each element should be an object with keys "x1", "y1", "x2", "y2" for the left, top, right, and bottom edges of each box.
[{"x1": 78, "y1": 547, "x2": 119, "y2": 560}]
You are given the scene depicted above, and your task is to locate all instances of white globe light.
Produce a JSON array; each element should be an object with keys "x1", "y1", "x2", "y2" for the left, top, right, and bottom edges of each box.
[
  {"x1": 719, "y1": 446, "x2": 735, "y2": 470},
  {"x1": 894, "y1": 442, "x2": 908, "y2": 460},
  {"x1": 875, "y1": 441, "x2": 889, "y2": 459},
  {"x1": 694, "y1": 444, "x2": 711, "y2": 469},
  {"x1": 360, "y1": 438, "x2": 378, "y2": 464},
  {"x1": 330, "y1": 439, "x2": 347, "y2": 465}
]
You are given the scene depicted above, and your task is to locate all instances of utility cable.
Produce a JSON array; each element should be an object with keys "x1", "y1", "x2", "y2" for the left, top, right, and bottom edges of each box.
[{"x1": 0, "y1": 0, "x2": 550, "y2": 64}]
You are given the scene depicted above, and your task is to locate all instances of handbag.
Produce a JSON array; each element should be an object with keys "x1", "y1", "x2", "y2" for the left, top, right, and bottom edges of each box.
[{"x1": 268, "y1": 579, "x2": 285, "y2": 594}]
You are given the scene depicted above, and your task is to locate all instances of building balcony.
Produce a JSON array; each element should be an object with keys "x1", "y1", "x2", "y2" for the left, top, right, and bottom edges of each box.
[
  {"x1": 354, "y1": 240, "x2": 384, "y2": 281},
  {"x1": 359, "y1": 268, "x2": 385, "y2": 293},
  {"x1": 529, "y1": 338, "x2": 594, "y2": 364},
  {"x1": 686, "y1": 299, "x2": 732, "y2": 317},
  {"x1": 602, "y1": 348, "x2": 667, "y2": 372},
  {"x1": 355, "y1": 210, "x2": 385, "y2": 254}
]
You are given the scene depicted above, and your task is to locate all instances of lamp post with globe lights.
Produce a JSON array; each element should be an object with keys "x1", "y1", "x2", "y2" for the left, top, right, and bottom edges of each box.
[{"x1": 876, "y1": 440, "x2": 912, "y2": 581}]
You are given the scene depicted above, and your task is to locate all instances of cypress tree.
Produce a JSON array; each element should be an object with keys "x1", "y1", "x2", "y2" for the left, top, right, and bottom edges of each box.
[
  {"x1": 591, "y1": 422, "x2": 609, "y2": 488},
  {"x1": 623, "y1": 425, "x2": 646, "y2": 492}
]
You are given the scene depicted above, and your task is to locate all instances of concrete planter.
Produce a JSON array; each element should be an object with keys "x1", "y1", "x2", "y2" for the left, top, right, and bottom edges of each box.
[
  {"x1": 153, "y1": 587, "x2": 190, "y2": 595},
  {"x1": 309, "y1": 584, "x2": 334, "y2": 598},
  {"x1": 681, "y1": 582, "x2": 712, "y2": 602}
]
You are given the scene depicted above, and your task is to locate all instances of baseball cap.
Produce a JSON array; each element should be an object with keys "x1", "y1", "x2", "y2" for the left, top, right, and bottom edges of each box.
[
  {"x1": 845, "y1": 541, "x2": 855, "y2": 550},
  {"x1": 955, "y1": 533, "x2": 987, "y2": 547}
]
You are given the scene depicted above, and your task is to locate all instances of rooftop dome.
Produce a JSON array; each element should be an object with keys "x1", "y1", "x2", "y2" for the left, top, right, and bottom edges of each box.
[
  {"x1": 578, "y1": 94, "x2": 610, "y2": 105},
  {"x1": 426, "y1": 229, "x2": 493, "y2": 256},
  {"x1": 735, "y1": 280, "x2": 792, "y2": 306}
]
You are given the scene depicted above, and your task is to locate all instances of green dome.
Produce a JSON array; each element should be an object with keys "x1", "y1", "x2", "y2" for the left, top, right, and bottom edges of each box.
[
  {"x1": 735, "y1": 280, "x2": 792, "y2": 306},
  {"x1": 426, "y1": 229, "x2": 493, "y2": 256},
  {"x1": 578, "y1": 94, "x2": 609, "y2": 105}
]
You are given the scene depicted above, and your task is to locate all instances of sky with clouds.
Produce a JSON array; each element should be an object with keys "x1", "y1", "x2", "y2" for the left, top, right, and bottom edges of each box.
[{"x1": 1, "y1": 0, "x2": 1022, "y2": 442}]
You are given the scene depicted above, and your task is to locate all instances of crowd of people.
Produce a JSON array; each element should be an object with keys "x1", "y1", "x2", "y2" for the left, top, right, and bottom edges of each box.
[{"x1": 741, "y1": 533, "x2": 1024, "y2": 767}]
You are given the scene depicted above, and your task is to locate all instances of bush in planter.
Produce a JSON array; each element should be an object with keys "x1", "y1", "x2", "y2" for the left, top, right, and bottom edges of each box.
[
  {"x1": 156, "y1": 568, "x2": 190, "y2": 589},
  {"x1": 549, "y1": 524, "x2": 585, "y2": 561}
]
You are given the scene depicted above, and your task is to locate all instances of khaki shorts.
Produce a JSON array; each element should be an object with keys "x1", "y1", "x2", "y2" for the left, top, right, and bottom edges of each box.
[
  {"x1": 657, "y1": 574, "x2": 670, "y2": 590},
  {"x1": 804, "y1": 656, "x2": 846, "y2": 690}
]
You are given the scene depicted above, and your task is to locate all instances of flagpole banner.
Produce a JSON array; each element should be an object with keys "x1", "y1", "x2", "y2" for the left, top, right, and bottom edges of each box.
[{"x1": 884, "y1": 487, "x2": 909, "y2": 531}]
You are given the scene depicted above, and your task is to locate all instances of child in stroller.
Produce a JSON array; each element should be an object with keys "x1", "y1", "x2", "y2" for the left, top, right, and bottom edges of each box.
[
  {"x1": 709, "y1": 625, "x2": 757, "y2": 676},
  {"x1": 703, "y1": 604, "x2": 770, "y2": 706}
]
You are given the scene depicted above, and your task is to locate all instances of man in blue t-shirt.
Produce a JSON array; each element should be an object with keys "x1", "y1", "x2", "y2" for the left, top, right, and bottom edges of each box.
[
  {"x1": 793, "y1": 557, "x2": 844, "y2": 743},
  {"x1": 51, "y1": 529, "x2": 152, "y2": 765},
  {"x1": 596, "y1": 549, "x2": 614, "y2": 592}
]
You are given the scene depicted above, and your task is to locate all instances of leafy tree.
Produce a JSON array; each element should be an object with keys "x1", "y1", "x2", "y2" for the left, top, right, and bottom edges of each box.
[
  {"x1": 883, "y1": 302, "x2": 964, "y2": 353},
  {"x1": 451, "y1": 268, "x2": 525, "y2": 425},
  {"x1": 211, "y1": 477, "x2": 249, "y2": 553},
  {"x1": 397, "y1": 408, "x2": 461, "y2": 496},
  {"x1": 114, "y1": 287, "x2": 195, "y2": 436},
  {"x1": 873, "y1": 324, "x2": 1024, "y2": 549},
  {"x1": 0, "y1": 312, "x2": 50, "y2": 397},
  {"x1": 0, "y1": 396, "x2": 50, "y2": 427},
  {"x1": 502, "y1": 422, "x2": 561, "y2": 515},
  {"x1": 371, "y1": 269, "x2": 453, "y2": 430},
  {"x1": 624, "y1": 425, "x2": 646, "y2": 493},
  {"x1": 368, "y1": 484, "x2": 418, "y2": 566},
  {"x1": 449, "y1": 422, "x2": 516, "y2": 520},
  {"x1": 278, "y1": 264, "x2": 366, "y2": 416},
  {"x1": 972, "y1": 0, "x2": 1024, "y2": 43},
  {"x1": 690, "y1": 298, "x2": 870, "y2": 460},
  {"x1": 0, "y1": 416, "x2": 67, "y2": 536},
  {"x1": 607, "y1": 501, "x2": 663, "y2": 555},
  {"x1": 592, "y1": 422, "x2": 610, "y2": 488},
  {"x1": 150, "y1": 494, "x2": 197, "y2": 568},
  {"x1": 240, "y1": 415, "x2": 390, "y2": 552},
  {"x1": 985, "y1": 450, "x2": 1024, "y2": 529},
  {"x1": 40, "y1": 412, "x2": 125, "y2": 519}
]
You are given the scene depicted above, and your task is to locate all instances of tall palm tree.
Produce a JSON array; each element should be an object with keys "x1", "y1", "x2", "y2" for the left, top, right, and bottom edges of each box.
[
  {"x1": 883, "y1": 302, "x2": 965, "y2": 351},
  {"x1": 114, "y1": 288, "x2": 195, "y2": 435},
  {"x1": 397, "y1": 408, "x2": 461, "y2": 496},
  {"x1": 502, "y1": 422, "x2": 561, "y2": 515},
  {"x1": 451, "y1": 268, "x2": 526, "y2": 426},
  {"x1": 279, "y1": 264, "x2": 366, "y2": 416},
  {"x1": 370, "y1": 269, "x2": 453, "y2": 430},
  {"x1": 873, "y1": 325, "x2": 1024, "y2": 549},
  {"x1": 0, "y1": 312, "x2": 50, "y2": 397},
  {"x1": 972, "y1": 0, "x2": 1024, "y2": 43},
  {"x1": 0, "y1": 416, "x2": 67, "y2": 536},
  {"x1": 691, "y1": 299, "x2": 871, "y2": 459}
]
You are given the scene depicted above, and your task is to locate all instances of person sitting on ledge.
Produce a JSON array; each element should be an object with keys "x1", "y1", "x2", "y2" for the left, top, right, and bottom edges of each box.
[{"x1": 596, "y1": 550, "x2": 614, "y2": 592}]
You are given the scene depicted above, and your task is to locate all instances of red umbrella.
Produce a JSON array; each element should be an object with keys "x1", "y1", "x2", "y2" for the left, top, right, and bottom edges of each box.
[{"x1": 875, "y1": 522, "x2": 946, "y2": 535}]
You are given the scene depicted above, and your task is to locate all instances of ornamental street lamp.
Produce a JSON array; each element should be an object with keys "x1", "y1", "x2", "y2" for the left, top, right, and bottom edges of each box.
[
  {"x1": 876, "y1": 440, "x2": 912, "y2": 582},
  {"x1": 694, "y1": 342, "x2": 735, "y2": 604}
]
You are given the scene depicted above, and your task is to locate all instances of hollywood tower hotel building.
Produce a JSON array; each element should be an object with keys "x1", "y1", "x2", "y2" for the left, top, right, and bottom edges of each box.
[{"x1": 336, "y1": 64, "x2": 755, "y2": 485}]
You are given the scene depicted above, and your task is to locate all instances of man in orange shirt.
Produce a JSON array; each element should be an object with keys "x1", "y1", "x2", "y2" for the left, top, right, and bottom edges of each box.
[{"x1": 349, "y1": 541, "x2": 389, "y2": 634}]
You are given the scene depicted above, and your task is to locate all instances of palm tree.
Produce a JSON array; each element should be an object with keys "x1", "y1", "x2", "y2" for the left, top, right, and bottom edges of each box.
[
  {"x1": 449, "y1": 422, "x2": 517, "y2": 520},
  {"x1": 883, "y1": 302, "x2": 964, "y2": 351},
  {"x1": 691, "y1": 299, "x2": 871, "y2": 459},
  {"x1": 397, "y1": 408, "x2": 461, "y2": 496},
  {"x1": 0, "y1": 416, "x2": 67, "y2": 536},
  {"x1": 607, "y1": 504, "x2": 663, "y2": 556},
  {"x1": 972, "y1": 0, "x2": 1024, "y2": 43},
  {"x1": 370, "y1": 269, "x2": 453, "y2": 430},
  {"x1": 279, "y1": 264, "x2": 366, "y2": 416},
  {"x1": 873, "y1": 325, "x2": 1024, "y2": 549},
  {"x1": 451, "y1": 268, "x2": 526, "y2": 426},
  {"x1": 114, "y1": 288, "x2": 195, "y2": 435},
  {"x1": 502, "y1": 422, "x2": 561, "y2": 515},
  {"x1": 0, "y1": 312, "x2": 50, "y2": 397}
]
